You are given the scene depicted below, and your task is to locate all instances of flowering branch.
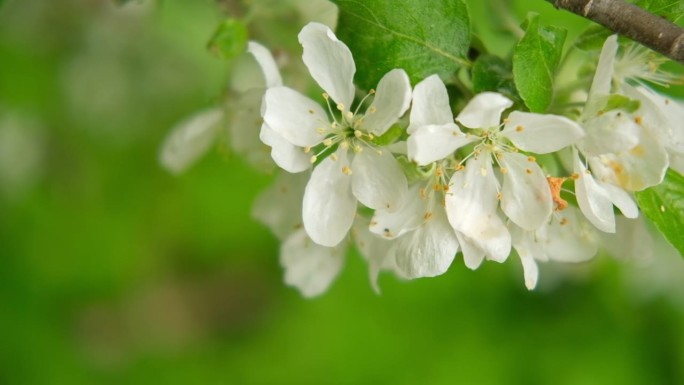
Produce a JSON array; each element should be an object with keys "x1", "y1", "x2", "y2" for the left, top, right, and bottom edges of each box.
[{"x1": 546, "y1": 0, "x2": 684, "y2": 64}]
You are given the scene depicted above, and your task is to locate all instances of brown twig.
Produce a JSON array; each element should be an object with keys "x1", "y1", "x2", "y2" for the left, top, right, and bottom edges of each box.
[{"x1": 547, "y1": 0, "x2": 684, "y2": 64}]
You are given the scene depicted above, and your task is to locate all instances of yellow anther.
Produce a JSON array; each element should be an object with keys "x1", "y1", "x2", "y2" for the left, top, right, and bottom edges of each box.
[
  {"x1": 342, "y1": 166, "x2": 352, "y2": 175},
  {"x1": 527, "y1": 156, "x2": 536, "y2": 162},
  {"x1": 310, "y1": 155, "x2": 318, "y2": 163},
  {"x1": 369, "y1": 89, "x2": 376, "y2": 94},
  {"x1": 525, "y1": 168, "x2": 532, "y2": 174},
  {"x1": 516, "y1": 125, "x2": 524, "y2": 132},
  {"x1": 340, "y1": 141, "x2": 349, "y2": 150},
  {"x1": 500, "y1": 167, "x2": 508, "y2": 174},
  {"x1": 322, "y1": 93, "x2": 329, "y2": 100},
  {"x1": 304, "y1": 146, "x2": 311, "y2": 153},
  {"x1": 323, "y1": 138, "x2": 334, "y2": 147},
  {"x1": 480, "y1": 167, "x2": 487, "y2": 176},
  {"x1": 423, "y1": 211, "x2": 433, "y2": 221},
  {"x1": 354, "y1": 130, "x2": 363, "y2": 138},
  {"x1": 368, "y1": 106, "x2": 377, "y2": 114},
  {"x1": 345, "y1": 111, "x2": 354, "y2": 120},
  {"x1": 330, "y1": 154, "x2": 338, "y2": 161},
  {"x1": 336, "y1": 103, "x2": 344, "y2": 111}
]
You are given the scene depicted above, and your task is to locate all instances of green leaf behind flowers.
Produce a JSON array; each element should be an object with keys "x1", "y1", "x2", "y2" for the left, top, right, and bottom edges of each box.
[
  {"x1": 333, "y1": 0, "x2": 471, "y2": 90},
  {"x1": 472, "y1": 54, "x2": 519, "y2": 102},
  {"x1": 512, "y1": 13, "x2": 566, "y2": 113},
  {"x1": 207, "y1": 19, "x2": 248, "y2": 60},
  {"x1": 635, "y1": 169, "x2": 684, "y2": 258}
]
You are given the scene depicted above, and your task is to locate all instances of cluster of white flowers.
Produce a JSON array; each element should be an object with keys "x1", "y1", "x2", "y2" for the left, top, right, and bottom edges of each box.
[{"x1": 161, "y1": 21, "x2": 684, "y2": 297}]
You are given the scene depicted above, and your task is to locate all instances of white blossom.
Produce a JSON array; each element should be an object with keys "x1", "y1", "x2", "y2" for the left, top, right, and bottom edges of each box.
[
  {"x1": 370, "y1": 164, "x2": 459, "y2": 279},
  {"x1": 262, "y1": 22, "x2": 411, "y2": 247},
  {"x1": 511, "y1": 206, "x2": 599, "y2": 290},
  {"x1": 433, "y1": 92, "x2": 584, "y2": 267},
  {"x1": 160, "y1": 41, "x2": 289, "y2": 173},
  {"x1": 576, "y1": 35, "x2": 669, "y2": 195}
]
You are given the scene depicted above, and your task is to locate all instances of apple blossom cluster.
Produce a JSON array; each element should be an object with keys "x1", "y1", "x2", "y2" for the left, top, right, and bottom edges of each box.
[{"x1": 160, "y1": 21, "x2": 684, "y2": 297}]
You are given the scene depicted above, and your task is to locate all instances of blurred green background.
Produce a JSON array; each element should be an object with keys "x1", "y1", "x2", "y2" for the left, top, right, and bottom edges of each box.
[{"x1": 1, "y1": 0, "x2": 684, "y2": 384}]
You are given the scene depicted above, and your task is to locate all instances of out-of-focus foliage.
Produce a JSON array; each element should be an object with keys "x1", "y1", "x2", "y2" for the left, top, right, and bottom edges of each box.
[
  {"x1": 207, "y1": 19, "x2": 248, "y2": 59},
  {"x1": 0, "y1": 1, "x2": 683, "y2": 384}
]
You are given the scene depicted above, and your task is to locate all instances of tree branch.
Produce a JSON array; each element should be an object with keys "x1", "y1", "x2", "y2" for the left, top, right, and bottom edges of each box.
[{"x1": 546, "y1": 0, "x2": 684, "y2": 64}]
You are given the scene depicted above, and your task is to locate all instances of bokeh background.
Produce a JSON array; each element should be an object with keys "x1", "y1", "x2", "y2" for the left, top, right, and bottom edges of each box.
[{"x1": 1, "y1": 0, "x2": 684, "y2": 384}]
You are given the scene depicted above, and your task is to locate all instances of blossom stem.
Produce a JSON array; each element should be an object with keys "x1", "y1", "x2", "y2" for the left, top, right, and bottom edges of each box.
[{"x1": 546, "y1": 0, "x2": 684, "y2": 64}]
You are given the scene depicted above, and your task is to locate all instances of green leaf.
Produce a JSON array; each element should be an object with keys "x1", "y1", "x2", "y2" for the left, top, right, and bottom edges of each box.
[
  {"x1": 574, "y1": 24, "x2": 612, "y2": 51},
  {"x1": 600, "y1": 94, "x2": 641, "y2": 113},
  {"x1": 333, "y1": 0, "x2": 471, "y2": 90},
  {"x1": 634, "y1": 0, "x2": 684, "y2": 22},
  {"x1": 472, "y1": 54, "x2": 518, "y2": 100},
  {"x1": 512, "y1": 13, "x2": 567, "y2": 112},
  {"x1": 635, "y1": 169, "x2": 684, "y2": 258},
  {"x1": 372, "y1": 124, "x2": 404, "y2": 146},
  {"x1": 207, "y1": 19, "x2": 248, "y2": 60}
]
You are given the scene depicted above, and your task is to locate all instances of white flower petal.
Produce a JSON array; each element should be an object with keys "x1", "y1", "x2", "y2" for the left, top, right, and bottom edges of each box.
[
  {"x1": 455, "y1": 92, "x2": 513, "y2": 129},
  {"x1": 407, "y1": 123, "x2": 476, "y2": 165},
  {"x1": 520, "y1": 253, "x2": 539, "y2": 290},
  {"x1": 511, "y1": 224, "x2": 548, "y2": 262},
  {"x1": 600, "y1": 216, "x2": 654, "y2": 261},
  {"x1": 369, "y1": 184, "x2": 425, "y2": 239},
  {"x1": 621, "y1": 84, "x2": 674, "y2": 148},
  {"x1": 298, "y1": 22, "x2": 355, "y2": 108},
  {"x1": 456, "y1": 233, "x2": 485, "y2": 270},
  {"x1": 362, "y1": 69, "x2": 412, "y2": 136},
  {"x1": 351, "y1": 148, "x2": 408, "y2": 212},
  {"x1": 445, "y1": 155, "x2": 511, "y2": 262},
  {"x1": 510, "y1": 225, "x2": 543, "y2": 290},
  {"x1": 588, "y1": 35, "x2": 618, "y2": 101},
  {"x1": 573, "y1": 150, "x2": 615, "y2": 233},
  {"x1": 280, "y1": 228, "x2": 346, "y2": 297},
  {"x1": 408, "y1": 74, "x2": 454, "y2": 133},
  {"x1": 670, "y1": 151, "x2": 684, "y2": 174},
  {"x1": 252, "y1": 171, "x2": 309, "y2": 240},
  {"x1": 500, "y1": 152, "x2": 553, "y2": 231},
  {"x1": 588, "y1": 125, "x2": 668, "y2": 191},
  {"x1": 262, "y1": 86, "x2": 327, "y2": 147},
  {"x1": 501, "y1": 111, "x2": 584, "y2": 153},
  {"x1": 259, "y1": 124, "x2": 310, "y2": 173},
  {"x1": 353, "y1": 217, "x2": 397, "y2": 294},
  {"x1": 581, "y1": 110, "x2": 640, "y2": 156},
  {"x1": 228, "y1": 89, "x2": 274, "y2": 171},
  {"x1": 247, "y1": 41, "x2": 282, "y2": 88},
  {"x1": 599, "y1": 181, "x2": 638, "y2": 218},
  {"x1": 303, "y1": 149, "x2": 357, "y2": 247},
  {"x1": 229, "y1": 53, "x2": 267, "y2": 93},
  {"x1": 544, "y1": 206, "x2": 599, "y2": 262},
  {"x1": 159, "y1": 108, "x2": 222, "y2": 174},
  {"x1": 291, "y1": 0, "x2": 339, "y2": 29},
  {"x1": 395, "y1": 209, "x2": 458, "y2": 279}
]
